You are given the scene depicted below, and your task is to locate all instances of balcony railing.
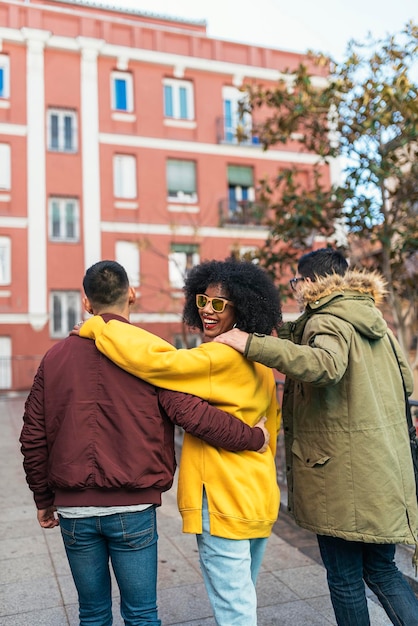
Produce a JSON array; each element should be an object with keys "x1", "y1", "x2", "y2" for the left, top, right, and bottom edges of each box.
[
  {"x1": 216, "y1": 117, "x2": 260, "y2": 146},
  {"x1": 218, "y1": 198, "x2": 266, "y2": 226}
]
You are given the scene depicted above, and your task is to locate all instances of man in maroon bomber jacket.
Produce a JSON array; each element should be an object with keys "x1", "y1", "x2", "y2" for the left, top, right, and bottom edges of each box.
[{"x1": 20, "y1": 260, "x2": 269, "y2": 626}]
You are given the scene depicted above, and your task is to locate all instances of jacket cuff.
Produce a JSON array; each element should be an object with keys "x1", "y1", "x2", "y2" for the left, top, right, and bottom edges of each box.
[
  {"x1": 34, "y1": 490, "x2": 55, "y2": 509},
  {"x1": 244, "y1": 333, "x2": 266, "y2": 360},
  {"x1": 249, "y1": 427, "x2": 266, "y2": 451}
]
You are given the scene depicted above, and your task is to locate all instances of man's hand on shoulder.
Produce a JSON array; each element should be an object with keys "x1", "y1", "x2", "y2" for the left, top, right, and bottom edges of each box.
[{"x1": 214, "y1": 329, "x2": 249, "y2": 354}]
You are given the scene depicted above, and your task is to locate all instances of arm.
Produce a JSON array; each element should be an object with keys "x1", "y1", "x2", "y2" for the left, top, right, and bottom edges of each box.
[
  {"x1": 216, "y1": 319, "x2": 351, "y2": 386},
  {"x1": 79, "y1": 316, "x2": 225, "y2": 397},
  {"x1": 19, "y1": 361, "x2": 56, "y2": 513},
  {"x1": 387, "y1": 329, "x2": 414, "y2": 395},
  {"x1": 158, "y1": 389, "x2": 268, "y2": 452}
]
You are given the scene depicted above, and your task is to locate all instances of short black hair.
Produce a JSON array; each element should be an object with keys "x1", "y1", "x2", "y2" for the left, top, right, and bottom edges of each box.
[
  {"x1": 83, "y1": 260, "x2": 129, "y2": 308},
  {"x1": 298, "y1": 248, "x2": 348, "y2": 280},
  {"x1": 183, "y1": 257, "x2": 282, "y2": 334}
]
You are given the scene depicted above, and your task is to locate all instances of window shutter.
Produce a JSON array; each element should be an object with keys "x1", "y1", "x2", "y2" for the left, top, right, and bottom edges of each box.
[
  {"x1": 227, "y1": 166, "x2": 254, "y2": 187},
  {"x1": 167, "y1": 160, "x2": 196, "y2": 194}
]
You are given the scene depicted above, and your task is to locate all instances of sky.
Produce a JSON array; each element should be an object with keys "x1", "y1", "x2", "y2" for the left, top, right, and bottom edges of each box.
[{"x1": 98, "y1": 0, "x2": 418, "y2": 60}]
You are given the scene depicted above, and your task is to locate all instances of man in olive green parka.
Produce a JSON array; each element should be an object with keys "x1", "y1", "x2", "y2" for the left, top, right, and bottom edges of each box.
[{"x1": 215, "y1": 248, "x2": 418, "y2": 626}]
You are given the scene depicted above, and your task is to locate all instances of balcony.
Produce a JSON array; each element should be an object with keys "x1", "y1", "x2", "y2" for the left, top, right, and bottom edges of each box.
[
  {"x1": 216, "y1": 117, "x2": 260, "y2": 146},
  {"x1": 218, "y1": 198, "x2": 266, "y2": 227}
]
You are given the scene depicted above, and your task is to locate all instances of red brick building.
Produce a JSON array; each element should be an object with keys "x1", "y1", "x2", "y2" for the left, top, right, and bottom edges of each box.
[{"x1": 0, "y1": 0, "x2": 329, "y2": 390}]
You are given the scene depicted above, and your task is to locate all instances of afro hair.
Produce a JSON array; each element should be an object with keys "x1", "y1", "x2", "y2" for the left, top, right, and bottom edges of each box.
[{"x1": 182, "y1": 257, "x2": 282, "y2": 335}]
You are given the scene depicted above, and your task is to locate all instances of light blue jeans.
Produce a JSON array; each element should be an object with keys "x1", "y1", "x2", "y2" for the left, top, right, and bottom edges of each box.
[
  {"x1": 59, "y1": 507, "x2": 161, "y2": 626},
  {"x1": 196, "y1": 492, "x2": 268, "y2": 626}
]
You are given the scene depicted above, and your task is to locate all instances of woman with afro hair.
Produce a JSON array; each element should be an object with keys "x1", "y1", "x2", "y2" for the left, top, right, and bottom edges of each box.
[{"x1": 79, "y1": 257, "x2": 282, "y2": 626}]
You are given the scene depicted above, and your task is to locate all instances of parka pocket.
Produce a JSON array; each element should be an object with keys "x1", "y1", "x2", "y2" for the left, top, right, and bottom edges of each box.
[
  {"x1": 292, "y1": 439, "x2": 330, "y2": 467},
  {"x1": 291, "y1": 439, "x2": 331, "y2": 528}
]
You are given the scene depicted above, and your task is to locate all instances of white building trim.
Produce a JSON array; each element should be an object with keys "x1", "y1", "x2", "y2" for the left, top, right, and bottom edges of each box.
[
  {"x1": 0, "y1": 123, "x2": 26, "y2": 136},
  {"x1": 0, "y1": 217, "x2": 28, "y2": 228},
  {"x1": 101, "y1": 221, "x2": 269, "y2": 240},
  {"x1": 0, "y1": 26, "x2": 328, "y2": 88},
  {"x1": 99, "y1": 133, "x2": 322, "y2": 165},
  {"x1": 78, "y1": 37, "x2": 103, "y2": 269},
  {"x1": 23, "y1": 28, "x2": 50, "y2": 331}
]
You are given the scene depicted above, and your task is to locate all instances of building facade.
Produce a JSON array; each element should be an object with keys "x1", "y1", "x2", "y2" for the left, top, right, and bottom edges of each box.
[{"x1": 0, "y1": 0, "x2": 329, "y2": 390}]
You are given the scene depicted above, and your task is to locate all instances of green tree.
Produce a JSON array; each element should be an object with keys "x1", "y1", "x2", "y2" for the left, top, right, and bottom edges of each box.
[{"x1": 243, "y1": 22, "x2": 418, "y2": 363}]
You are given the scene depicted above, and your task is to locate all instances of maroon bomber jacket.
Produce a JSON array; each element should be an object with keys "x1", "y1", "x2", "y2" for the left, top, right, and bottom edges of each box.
[{"x1": 20, "y1": 314, "x2": 264, "y2": 509}]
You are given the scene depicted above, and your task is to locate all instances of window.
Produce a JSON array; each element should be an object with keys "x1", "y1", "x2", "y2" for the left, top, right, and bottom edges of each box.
[
  {"x1": 166, "y1": 159, "x2": 197, "y2": 202},
  {"x1": 0, "y1": 237, "x2": 11, "y2": 285},
  {"x1": 116, "y1": 240, "x2": 140, "y2": 287},
  {"x1": 222, "y1": 86, "x2": 253, "y2": 144},
  {"x1": 168, "y1": 243, "x2": 199, "y2": 289},
  {"x1": 0, "y1": 144, "x2": 11, "y2": 190},
  {"x1": 174, "y1": 333, "x2": 202, "y2": 349},
  {"x1": 113, "y1": 155, "x2": 137, "y2": 199},
  {"x1": 47, "y1": 109, "x2": 77, "y2": 152},
  {"x1": 163, "y1": 79, "x2": 194, "y2": 120},
  {"x1": 228, "y1": 165, "x2": 254, "y2": 208},
  {"x1": 0, "y1": 55, "x2": 10, "y2": 99},
  {"x1": 224, "y1": 165, "x2": 256, "y2": 224},
  {"x1": 50, "y1": 291, "x2": 81, "y2": 338},
  {"x1": 49, "y1": 197, "x2": 79, "y2": 242},
  {"x1": 0, "y1": 337, "x2": 12, "y2": 390},
  {"x1": 111, "y1": 71, "x2": 134, "y2": 112}
]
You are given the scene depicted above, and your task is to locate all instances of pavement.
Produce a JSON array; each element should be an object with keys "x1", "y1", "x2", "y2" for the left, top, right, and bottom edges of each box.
[{"x1": 1, "y1": 393, "x2": 417, "y2": 626}]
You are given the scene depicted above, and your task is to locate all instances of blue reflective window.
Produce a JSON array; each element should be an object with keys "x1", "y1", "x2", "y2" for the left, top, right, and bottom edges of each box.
[
  {"x1": 114, "y1": 78, "x2": 127, "y2": 110},
  {"x1": 179, "y1": 87, "x2": 188, "y2": 119},
  {"x1": 164, "y1": 85, "x2": 173, "y2": 117}
]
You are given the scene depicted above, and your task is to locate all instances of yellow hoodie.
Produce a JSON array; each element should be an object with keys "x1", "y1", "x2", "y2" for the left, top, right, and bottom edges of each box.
[{"x1": 80, "y1": 317, "x2": 280, "y2": 539}]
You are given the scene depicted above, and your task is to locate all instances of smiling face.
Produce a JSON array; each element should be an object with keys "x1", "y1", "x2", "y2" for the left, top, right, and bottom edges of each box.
[{"x1": 197, "y1": 283, "x2": 236, "y2": 340}]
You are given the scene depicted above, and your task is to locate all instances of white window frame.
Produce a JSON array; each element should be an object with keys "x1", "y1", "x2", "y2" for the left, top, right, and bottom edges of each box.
[
  {"x1": 0, "y1": 337, "x2": 12, "y2": 390},
  {"x1": 166, "y1": 159, "x2": 197, "y2": 203},
  {"x1": 50, "y1": 291, "x2": 81, "y2": 339},
  {"x1": 168, "y1": 244, "x2": 200, "y2": 289},
  {"x1": 48, "y1": 197, "x2": 80, "y2": 242},
  {"x1": 47, "y1": 108, "x2": 78, "y2": 152},
  {"x1": 113, "y1": 154, "x2": 137, "y2": 199},
  {"x1": 163, "y1": 78, "x2": 194, "y2": 120},
  {"x1": 0, "y1": 55, "x2": 10, "y2": 99},
  {"x1": 0, "y1": 236, "x2": 11, "y2": 285},
  {"x1": 116, "y1": 240, "x2": 140, "y2": 287},
  {"x1": 0, "y1": 144, "x2": 11, "y2": 190},
  {"x1": 222, "y1": 86, "x2": 253, "y2": 144},
  {"x1": 111, "y1": 71, "x2": 134, "y2": 112}
]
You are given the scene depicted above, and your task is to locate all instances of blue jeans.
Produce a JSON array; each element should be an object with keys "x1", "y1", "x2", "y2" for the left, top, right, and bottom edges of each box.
[
  {"x1": 317, "y1": 534, "x2": 418, "y2": 626},
  {"x1": 59, "y1": 507, "x2": 161, "y2": 626},
  {"x1": 196, "y1": 493, "x2": 268, "y2": 626}
]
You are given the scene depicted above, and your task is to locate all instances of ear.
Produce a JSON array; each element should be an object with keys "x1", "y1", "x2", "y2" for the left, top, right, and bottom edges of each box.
[
  {"x1": 128, "y1": 287, "x2": 136, "y2": 306},
  {"x1": 82, "y1": 296, "x2": 94, "y2": 315}
]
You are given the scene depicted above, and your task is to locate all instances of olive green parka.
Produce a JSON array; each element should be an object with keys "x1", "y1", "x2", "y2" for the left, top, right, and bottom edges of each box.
[{"x1": 244, "y1": 270, "x2": 418, "y2": 556}]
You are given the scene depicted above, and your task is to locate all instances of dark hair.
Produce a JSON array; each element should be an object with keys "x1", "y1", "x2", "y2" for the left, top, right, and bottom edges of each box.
[
  {"x1": 83, "y1": 260, "x2": 129, "y2": 308},
  {"x1": 183, "y1": 257, "x2": 282, "y2": 334},
  {"x1": 298, "y1": 248, "x2": 348, "y2": 280}
]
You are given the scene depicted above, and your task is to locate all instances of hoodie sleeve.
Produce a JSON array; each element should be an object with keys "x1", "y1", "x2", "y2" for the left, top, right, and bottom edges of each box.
[
  {"x1": 158, "y1": 389, "x2": 265, "y2": 451},
  {"x1": 79, "y1": 316, "x2": 214, "y2": 397}
]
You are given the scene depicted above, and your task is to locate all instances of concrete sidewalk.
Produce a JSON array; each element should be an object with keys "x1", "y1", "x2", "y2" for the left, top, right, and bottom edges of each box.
[{"x1": 1, "y1": 393, "x2": 416, "y2": 625}]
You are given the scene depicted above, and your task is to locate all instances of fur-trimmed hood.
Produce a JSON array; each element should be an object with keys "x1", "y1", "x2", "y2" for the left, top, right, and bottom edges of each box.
[{"x1": 295, "y1": 269, "x2": 389, "y2": 341}]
